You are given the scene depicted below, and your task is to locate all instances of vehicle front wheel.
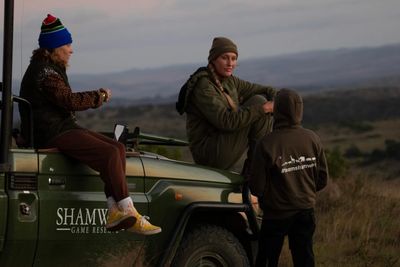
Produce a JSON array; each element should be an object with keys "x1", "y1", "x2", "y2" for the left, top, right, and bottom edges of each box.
[{"x1": 172, "y1": 224, "x2": 250, "y2": 267}]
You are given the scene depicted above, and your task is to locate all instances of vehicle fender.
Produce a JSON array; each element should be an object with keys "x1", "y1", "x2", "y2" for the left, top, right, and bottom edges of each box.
[{"x1": 156, "y1": 201, "x2": 249, "y2": 267}]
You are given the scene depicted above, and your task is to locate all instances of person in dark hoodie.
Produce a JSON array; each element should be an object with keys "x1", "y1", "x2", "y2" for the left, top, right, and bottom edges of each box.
[
  {"x1": 176, "y1": 37, "x2": 276, "y2": 173},
  {"x1": 248, "y1": 89, "x2": 329, "y2": 267}
]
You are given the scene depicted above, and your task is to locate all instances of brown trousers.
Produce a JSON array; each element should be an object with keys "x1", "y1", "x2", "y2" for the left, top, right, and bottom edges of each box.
[{"x1": 48, "y1": 129, "x2": 128, "y2": 201}]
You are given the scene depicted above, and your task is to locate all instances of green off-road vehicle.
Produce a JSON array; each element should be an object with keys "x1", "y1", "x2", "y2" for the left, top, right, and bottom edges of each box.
[{"x1": 0, "y1": 1, "x2": 260, "y2": 266}]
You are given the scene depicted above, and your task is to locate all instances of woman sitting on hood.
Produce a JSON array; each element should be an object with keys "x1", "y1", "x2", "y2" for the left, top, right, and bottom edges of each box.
[{"x1": 176, "y1": 37, "x2": 277, "y2": 173}]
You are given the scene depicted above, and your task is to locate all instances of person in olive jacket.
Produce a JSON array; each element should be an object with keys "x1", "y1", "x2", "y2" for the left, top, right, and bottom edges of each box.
[
  {"x1": 248, "y1": 89, "x2": 329, "y2": 267},
  {"x1": 19, "y1": 14, "x2": 160, "y2": 235},
  {"x1": 176, "y1": 37, "x2": 277, "y2": 171}
]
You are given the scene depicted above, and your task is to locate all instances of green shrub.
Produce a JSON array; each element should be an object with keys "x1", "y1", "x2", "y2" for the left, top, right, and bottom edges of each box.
[
  {"x1": 344, "y1": 144, "x2": 363, "y2": 158},
  {"x1": 385, "y1": 139, "x2": 400, "y2": 160},
  {"x1": 326, "y1": 147, "x2": 348, "y2": 179},
  {"x1": 339, "y1": 121, "x2": 374, "y2": 133},
  {"x1": 365, "y1": 139, "x2": 400, "y2": 163}
]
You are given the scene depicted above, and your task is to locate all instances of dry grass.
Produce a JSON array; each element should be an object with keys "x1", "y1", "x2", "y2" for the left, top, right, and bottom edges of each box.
[{"x1": 277, "y1": 170, "x2": 400, "y2": 267}]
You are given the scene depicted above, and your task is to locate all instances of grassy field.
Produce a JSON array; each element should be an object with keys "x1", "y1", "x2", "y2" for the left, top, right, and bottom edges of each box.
[
  {"x1": 316, "y1": 119, "x2": 400, "y2": 154},
  {"x1": 77, "y1": 106, "x2": 400, "y2": 267}
]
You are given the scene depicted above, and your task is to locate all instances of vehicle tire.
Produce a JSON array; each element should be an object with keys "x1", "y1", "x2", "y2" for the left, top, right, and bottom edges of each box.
[{"x1": 172, "y1": 224, "x2": 250, "y2": 267}]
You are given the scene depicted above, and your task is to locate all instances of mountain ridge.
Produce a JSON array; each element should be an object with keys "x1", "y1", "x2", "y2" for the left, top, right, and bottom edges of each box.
[{"x1": 12, "y1": 43, "x2": 400, "y2": 105}]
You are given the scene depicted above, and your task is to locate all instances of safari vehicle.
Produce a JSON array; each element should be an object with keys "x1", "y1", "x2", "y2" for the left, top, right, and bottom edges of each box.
[{"x1": 0, "y1": 1, "x2": 259, "y2": 266}]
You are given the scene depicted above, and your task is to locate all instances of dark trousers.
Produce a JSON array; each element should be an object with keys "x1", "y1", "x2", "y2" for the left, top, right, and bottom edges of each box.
[
  {"x1": 255, "y1": 209, "x2": 316, "y2": 267},
  {"x1": 48, "y1": 129, "x2": 129, "y2": 201}
]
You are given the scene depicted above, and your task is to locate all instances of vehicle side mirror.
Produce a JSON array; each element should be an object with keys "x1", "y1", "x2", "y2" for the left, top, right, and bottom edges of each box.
[{"x1": 114, "y1": 124, "x2": 129, "y2": 145}]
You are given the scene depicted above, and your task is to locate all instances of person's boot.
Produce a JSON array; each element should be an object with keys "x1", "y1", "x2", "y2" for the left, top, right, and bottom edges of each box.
[
  {"x1": 117, "y1": 197, "x2": 162, "y2": 235},
  {"x1": 105, "y1": 204, "x2": 136, "y2": 232},
  {"x1": 127, "y1": 214, "x2": 162, "y2": 235}
]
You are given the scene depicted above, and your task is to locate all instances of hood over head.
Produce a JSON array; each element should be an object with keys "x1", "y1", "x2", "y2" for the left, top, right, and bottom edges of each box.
[{"x1": 273, "y1": 88, "x2": 303, "y2": 129}]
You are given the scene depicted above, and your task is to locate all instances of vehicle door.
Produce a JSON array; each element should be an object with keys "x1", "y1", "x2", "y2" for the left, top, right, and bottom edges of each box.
[
  {"x1": 33, "y1": 150, "x2": 148, "y2": 267},
  {"x1": 0, "y1": 149, "x2": 39, "y2": 266}
]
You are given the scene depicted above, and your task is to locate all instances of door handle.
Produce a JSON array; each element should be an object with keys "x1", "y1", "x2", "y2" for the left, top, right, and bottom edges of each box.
[{"x1": 48, "y1": 177, "x2": 66, "y2": 185}]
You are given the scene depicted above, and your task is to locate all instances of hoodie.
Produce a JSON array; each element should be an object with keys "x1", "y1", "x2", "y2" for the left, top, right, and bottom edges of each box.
[{"x1": 248, "y1": 89, "x2": 328, "y2": 219}]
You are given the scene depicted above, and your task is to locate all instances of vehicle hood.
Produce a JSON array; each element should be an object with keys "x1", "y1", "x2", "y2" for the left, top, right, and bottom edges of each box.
[{"x1": 138, "y1": 156, "x2": 244, "y2": 185}]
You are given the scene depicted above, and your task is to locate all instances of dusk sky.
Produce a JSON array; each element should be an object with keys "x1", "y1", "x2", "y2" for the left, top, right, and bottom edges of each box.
[{"x1": 2, "y1": 0, "x2": 400, "y2": 77}]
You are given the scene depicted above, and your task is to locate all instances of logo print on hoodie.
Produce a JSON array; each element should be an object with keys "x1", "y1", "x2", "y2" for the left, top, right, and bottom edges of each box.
[{"x1": 281, "y1": 155, "x2": 316, "y2": 174}]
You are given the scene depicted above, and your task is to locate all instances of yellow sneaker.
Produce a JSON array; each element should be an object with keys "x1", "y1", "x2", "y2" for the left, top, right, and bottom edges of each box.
[
  {"x1": 127, "y1": 215, "x2": 162, "y2": 235},
  {"x1": 106, "y1": 207, "x2": 136, "y2": 232}
]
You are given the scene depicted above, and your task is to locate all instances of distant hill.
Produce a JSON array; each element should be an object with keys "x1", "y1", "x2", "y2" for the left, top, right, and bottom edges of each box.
[
  {"x1": 302, "y1": 86, "x2": 400, "y2": 126},
  {"x1": 12, "y1": 43, "x2": 400, "y2": 105},
  {"x1": 237, "y1": 44, "x2": 400, "y2": 90}
]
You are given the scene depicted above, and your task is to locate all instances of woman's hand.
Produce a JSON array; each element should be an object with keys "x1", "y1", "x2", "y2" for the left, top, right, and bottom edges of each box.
[
  {"x1": 100, "y1": 88, "x2": 112, "y2": 102},
  {"x1": 262, "y1": 101, "x2": 274, "y2": 113}
]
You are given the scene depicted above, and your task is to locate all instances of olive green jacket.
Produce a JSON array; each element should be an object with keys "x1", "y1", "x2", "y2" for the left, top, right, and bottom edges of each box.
[{"x1": 177, "y1": 67, "x2": 276, "y2": 167}]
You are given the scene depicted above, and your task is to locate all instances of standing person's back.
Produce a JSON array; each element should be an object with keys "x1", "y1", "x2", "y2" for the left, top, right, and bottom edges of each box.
[{"x1": 248, "y1": 88, "x2": 328, "y2": 267}]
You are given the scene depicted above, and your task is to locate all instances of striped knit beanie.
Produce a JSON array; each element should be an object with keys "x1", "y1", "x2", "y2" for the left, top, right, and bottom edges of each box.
[
  {"x1": 208, "y1": 37, "x2": 238, "y2": 63},
  {"x1": 38, "y1": 14, "x2": 72, "y2": 49}
]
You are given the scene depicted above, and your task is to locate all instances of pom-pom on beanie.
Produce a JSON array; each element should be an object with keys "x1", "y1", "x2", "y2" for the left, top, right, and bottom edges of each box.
[
  {"x1": 208, "y1": 37, "x2": 238, "y2": 63},
  {"x1": 38, "y1": 14, "x2": 72, "y2": 49}
]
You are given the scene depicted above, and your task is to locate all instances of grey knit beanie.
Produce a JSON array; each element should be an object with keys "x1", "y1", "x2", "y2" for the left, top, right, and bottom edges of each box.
[{"x1": 208, "y1": 37, "x2": 238, "y2": 62}]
